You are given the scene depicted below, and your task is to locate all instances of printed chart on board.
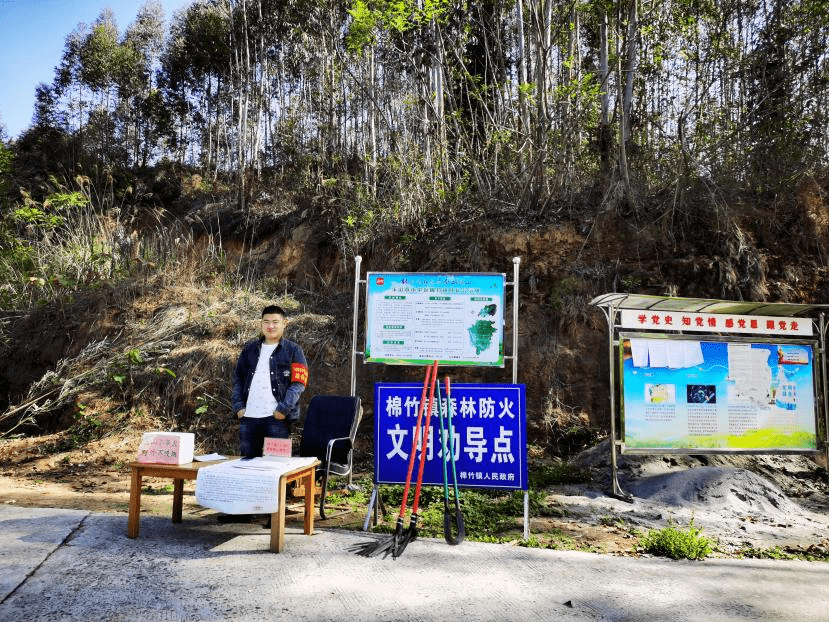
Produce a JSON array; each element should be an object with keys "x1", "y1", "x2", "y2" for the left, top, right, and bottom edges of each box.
[
  {"x1": 621, "y1": 336, "x2": 818, "y2": 451},
  {"x1": 365, "y1": 272, "x2": 505, "y2": 367}
]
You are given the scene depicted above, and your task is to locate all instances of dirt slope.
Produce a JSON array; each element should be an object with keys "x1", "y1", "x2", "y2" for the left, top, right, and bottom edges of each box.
[{"x1": 2, "y1": 177, "x2": 829, "y2": 557}]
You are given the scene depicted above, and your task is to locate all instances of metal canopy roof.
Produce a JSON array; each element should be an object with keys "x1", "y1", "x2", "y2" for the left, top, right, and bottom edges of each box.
[{"x1": 590, "y1": 293, "x2": 829, "y2": 318}]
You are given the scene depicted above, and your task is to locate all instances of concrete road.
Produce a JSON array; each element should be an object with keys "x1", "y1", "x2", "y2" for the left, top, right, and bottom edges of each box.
[{"x1": 1, "y1": 505, "x2": 827, "y2": 621}]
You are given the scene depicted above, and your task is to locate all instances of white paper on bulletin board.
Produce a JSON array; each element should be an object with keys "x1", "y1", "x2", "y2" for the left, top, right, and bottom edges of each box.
[{"x1": 620, "y1": 335, "x2": 819, "y2": 453}]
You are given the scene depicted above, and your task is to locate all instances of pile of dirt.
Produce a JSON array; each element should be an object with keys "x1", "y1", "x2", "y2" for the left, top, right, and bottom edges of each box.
[{"x1": 555, "y1": 441, "x2": 829, "y2": 555}]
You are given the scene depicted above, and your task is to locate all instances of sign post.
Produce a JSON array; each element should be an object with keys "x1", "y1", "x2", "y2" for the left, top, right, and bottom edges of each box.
[{"x1": 353, "y1": 258, "x2": 528, "y2": 537}]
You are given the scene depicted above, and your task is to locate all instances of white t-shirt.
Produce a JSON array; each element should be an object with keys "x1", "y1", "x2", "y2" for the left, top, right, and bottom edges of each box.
[{"x1": 244, "y1": 343, "x2": 279, "y2": 418}]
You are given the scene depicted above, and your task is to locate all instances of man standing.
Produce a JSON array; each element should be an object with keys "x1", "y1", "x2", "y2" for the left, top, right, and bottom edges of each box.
[{"x1": 231, "y1": 305, "x2": 309, "y2": 458}]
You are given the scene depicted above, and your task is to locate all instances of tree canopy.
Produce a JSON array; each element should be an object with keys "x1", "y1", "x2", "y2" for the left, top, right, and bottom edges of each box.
[{"x1": 5, "y1": 0, "x2": 829, "y2": 227}]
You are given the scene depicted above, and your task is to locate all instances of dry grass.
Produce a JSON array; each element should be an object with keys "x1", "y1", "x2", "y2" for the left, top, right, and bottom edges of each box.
[{"x1": 0, "y1": 194, "x2": 349, "y2": 459}]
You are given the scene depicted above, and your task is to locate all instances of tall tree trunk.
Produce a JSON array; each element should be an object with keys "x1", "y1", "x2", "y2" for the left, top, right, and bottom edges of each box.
[
  {"x1": 516, "y1": 0, "x2": 529, "y2": 163},
  {"x1": 598, "y1": 3, "x2": 613, "y2": 181},
  {"x1": 618, "y1": 0, "x2": 638, "y2": 205},
  {"x1": 369, "y1": 47, "x2": 377, "y2": 194}
]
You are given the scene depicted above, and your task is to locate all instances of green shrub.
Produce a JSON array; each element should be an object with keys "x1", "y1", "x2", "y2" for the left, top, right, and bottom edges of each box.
[{"x1": 639, "y1": 517, "x2": 713, "y2": 560}]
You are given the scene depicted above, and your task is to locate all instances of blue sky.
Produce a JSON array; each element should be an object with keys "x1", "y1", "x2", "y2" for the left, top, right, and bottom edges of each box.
[{"x1": 0, "y1": 0, "x2": 194, "y2": 140}]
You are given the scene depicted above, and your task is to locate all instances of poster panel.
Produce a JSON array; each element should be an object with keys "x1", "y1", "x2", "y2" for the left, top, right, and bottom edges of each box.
[
  {"x1": 365, "y1": 272, "x2": 505, "y2": 366},
  {"x1": 374, "y1": 382, "x2": 527, "y2": 490},
  {"x1": 620, "y1": 334, "x2": 819, "y2": 452}
]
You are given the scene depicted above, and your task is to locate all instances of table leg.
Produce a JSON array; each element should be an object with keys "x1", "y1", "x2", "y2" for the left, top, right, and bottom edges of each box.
[
  {"x1": 303, "y1": 467, "x2": 315, "y2": 536},
  {"x1": 270, "y1": 474, "x2": 289, "y2": 553},
  {"x1": 172, "y1": 478, "x2": 184, "y2": 523},
  {"x1": 127, "y1": 467, "x2": 143, "y2": 538}
]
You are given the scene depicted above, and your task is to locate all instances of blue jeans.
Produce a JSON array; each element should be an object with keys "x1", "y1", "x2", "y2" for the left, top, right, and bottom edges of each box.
[{"x1": 239, "y1": 417, "x2": 291, "y2": 458}]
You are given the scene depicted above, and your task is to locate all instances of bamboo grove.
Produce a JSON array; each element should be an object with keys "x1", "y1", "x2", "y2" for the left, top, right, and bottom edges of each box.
[{"x1": 8, "y1": 0, "x2": 829, "y2": 235}]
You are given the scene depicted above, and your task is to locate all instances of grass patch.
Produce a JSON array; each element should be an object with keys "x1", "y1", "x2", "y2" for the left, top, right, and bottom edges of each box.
[
  {"x1": 737, "y1": 546, "x2": 829, "y2": 562},
  {"x1": 356, "y1": 474, "x2": 567, "y2": 544},
  {"x1": 639, "y1": 517, "x2": 713, "y2": 560}
]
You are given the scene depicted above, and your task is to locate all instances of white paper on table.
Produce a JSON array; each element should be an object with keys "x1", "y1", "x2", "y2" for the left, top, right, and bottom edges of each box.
[
  {"x1": 194, "y1": 453, "x2": 226, "y2": 462},
  {"x1": 195, "y1": 457, "x2": 316, "y2": 514}
]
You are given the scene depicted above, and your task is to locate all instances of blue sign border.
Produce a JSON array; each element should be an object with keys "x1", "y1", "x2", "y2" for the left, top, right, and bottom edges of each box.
[{"x1": 373, "y1": 382, "x2": 527, "y2": 490}]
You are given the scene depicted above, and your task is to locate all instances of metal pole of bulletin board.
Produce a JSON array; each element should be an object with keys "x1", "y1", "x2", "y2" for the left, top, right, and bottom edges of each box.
[
  {"x1": 821, "y1": 313, "x2": 829, "y2": 471},
  {"x1": 594, "y1": 298, "x2": 631, "y2": 501}
]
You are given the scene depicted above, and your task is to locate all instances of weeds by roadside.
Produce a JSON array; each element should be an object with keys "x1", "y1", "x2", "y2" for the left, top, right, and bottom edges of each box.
[
  {"x1": 324, "y1": 476, "x2": 739, "y2": 560},
  {"x1": 736, "y1": 545, "x2": 829, "y2": 563},
  {"x1": 324, "y1": 466, "x2": 596, "y2": 548},
  {"x1": 638, "y1": 517, "x2": 713, "y2": 560}
]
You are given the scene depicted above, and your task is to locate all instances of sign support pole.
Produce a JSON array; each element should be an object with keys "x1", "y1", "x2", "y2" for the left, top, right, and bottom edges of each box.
[
  {"x1": 595, "y1": 298, "x2": 631, "y2": 501},
  {"x1": 507, "y1": 257, "x2": 529, "y2": 537},
  {"x1": 348, "y1": 255, "x2": 365, "y2": 486},
  {"x1": 350, "y1": 255, "x2": 363, "y2": 398}
]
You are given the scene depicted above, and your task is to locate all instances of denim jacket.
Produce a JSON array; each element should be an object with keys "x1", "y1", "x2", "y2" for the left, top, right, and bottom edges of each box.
[{"x1": 231, "y1": 337, "x2": 308, "y2": 421}]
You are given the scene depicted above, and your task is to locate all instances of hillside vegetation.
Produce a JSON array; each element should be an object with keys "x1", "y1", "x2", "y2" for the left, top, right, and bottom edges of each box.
[
  {"x1": 1, "y1": 169, "x2": 828, "y2": 468},
  {"x1": 1, "y1": 0, "x2": 829, "y2": 468}
]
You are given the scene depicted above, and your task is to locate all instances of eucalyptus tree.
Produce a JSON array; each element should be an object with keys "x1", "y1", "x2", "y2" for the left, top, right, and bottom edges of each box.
[
  {"x1": 121, "y1": 0, "x2": 167, "y2": 168},
  {"x1": 739, "y1": 0, "x2": 829, "y2": 191},
  {"x1": 344, "y1": 0, "x2": 458, "y2": 224},
  {"x1": 51, "y1": 25, "x2": 88, "y2": 135},
  {"x1": 609, "y1": 0, "x2": 829, "y2": 200},
  {"x1": 74, "y1": 8, "x2": 124, "y2": 165},
  {"x1": 160, "y1": 0, "x2": 231, "y2": 172}
]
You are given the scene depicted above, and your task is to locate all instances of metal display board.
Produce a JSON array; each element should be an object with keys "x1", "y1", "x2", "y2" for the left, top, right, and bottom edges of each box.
[
  {"x1": 373, "y1": 382, "x2": 528, "y2": 490},
  {"x1": 364, "y1": 272, "x2": 506, "y2": 367},
  {"x1": 591, "y1": 293, "x2": 829, "y2": 500}
]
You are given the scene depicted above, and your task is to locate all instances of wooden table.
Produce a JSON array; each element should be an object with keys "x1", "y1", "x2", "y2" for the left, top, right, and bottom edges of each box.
[{"x1": 127, "y1": 457, "x2": 320, "y2": 552}]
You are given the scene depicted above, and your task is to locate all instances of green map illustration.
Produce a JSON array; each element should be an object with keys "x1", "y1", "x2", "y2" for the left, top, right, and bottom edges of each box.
[{"x1": 468, "y1": 304, "x2": 498, "y2": 354}]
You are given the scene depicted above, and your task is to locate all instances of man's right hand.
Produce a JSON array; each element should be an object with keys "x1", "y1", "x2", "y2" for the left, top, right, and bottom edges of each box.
[{"x1": 236, "y1": 409, "x2": 245, "y2": 419}]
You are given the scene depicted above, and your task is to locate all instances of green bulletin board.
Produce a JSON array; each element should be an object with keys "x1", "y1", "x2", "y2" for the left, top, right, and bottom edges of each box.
[{"x1": 365, "y1": 272, "x2": 505, "y2": 366}]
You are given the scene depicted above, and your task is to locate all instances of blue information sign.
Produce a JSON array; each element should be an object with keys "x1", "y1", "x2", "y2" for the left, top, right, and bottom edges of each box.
[{"x1": 374, "y1": 382, "x2": 527, "y2": 490}]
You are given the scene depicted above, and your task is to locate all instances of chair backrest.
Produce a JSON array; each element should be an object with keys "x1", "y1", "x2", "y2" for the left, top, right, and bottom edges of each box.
[{"x1": 299, "y1": 395, "x2": 362, "y2": 466}]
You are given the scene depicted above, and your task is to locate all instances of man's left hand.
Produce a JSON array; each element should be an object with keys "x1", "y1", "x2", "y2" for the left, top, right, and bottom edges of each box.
[{"x1": 273, "y1": 411, "x2": 286, "y2": 420}]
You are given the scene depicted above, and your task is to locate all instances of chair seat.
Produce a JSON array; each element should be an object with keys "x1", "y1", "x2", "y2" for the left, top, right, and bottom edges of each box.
[{"x1": 325, "y1": 462, "x2": 351, "y2": 477}]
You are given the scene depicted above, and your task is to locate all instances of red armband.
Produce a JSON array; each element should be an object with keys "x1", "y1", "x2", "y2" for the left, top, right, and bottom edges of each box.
[{"x1": 290, "y1": 362, "x2": 308, "y2": 385}]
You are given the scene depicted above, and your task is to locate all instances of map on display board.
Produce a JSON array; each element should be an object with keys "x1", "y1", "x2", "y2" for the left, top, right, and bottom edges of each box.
[
  {"x1": 620, "y1": 335, "x2": 819, "y2": 452},
  {"x1": 365, "y1": 272, "x2": 505, "y2": 366}
]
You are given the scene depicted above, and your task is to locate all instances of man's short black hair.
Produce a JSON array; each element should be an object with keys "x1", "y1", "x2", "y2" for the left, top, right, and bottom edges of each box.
[{"x1": 261, "y1": 305, "x2": 286, "y2": 318}]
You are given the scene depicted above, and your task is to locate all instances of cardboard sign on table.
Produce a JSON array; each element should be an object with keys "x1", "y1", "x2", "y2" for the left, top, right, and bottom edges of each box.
[{"x1": 136, "y1": 432, "x2": 195, "y2": 464}]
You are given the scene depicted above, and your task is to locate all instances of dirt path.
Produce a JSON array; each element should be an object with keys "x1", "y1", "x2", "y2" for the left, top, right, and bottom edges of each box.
[{"x1": 2, "y1": 433, "x2": 828, "y2": 558}]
